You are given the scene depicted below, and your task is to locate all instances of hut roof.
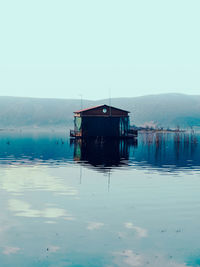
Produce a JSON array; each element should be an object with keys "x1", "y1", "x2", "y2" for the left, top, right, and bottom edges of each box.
[{"x1": 74, "y1": 104, "x2": 130, "y2": 115}]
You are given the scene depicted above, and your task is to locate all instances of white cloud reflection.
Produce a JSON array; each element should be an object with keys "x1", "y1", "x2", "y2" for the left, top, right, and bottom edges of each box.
[
  {"x1": 87, "y1": 222, "x2": 104, "y2": 231},
  {"x1": 113, "y1": 250, "x2": 144, "y2": 267},
  {"x1": 112, "y1": 250, "x2": 191, "y2": 267},
  {"x1": 2, "y1": 246, "x2": 20, "y2": 255},
  {"x1": 0, "y1": 167, "x2": 78, "y2": 196},
  {"x1": 124, "y1": 222, "x2": 147, "y2": 238},
  {"x1": 8, "y1": 199, "x2": 74, "y2": 220}
]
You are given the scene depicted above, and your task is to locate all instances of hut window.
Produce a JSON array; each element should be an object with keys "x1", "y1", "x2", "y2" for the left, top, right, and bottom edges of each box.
[{"x1": 103, "y1": 108, "x2": 107, "y2": 113}]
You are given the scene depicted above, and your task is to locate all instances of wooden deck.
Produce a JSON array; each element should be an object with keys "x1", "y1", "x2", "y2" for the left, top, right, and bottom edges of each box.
[{"x1": 70, "y1": 129, "x2": 138, "y2": 139}]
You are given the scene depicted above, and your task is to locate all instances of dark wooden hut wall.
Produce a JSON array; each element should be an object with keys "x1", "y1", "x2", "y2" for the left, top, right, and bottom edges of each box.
[
  {"x1": 82, "y1": 117, "x2": 120, "y2": 137},
  {"x1": 72, "y1": 105, "x2": 130, "y2": 138}
]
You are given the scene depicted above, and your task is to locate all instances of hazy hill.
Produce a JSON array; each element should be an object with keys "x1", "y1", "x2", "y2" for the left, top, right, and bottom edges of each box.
[
  {"x1": 107, "y1": 94, "x2": 200, "y2": 128},
  {"x1": 0, "y1": 94, "x2": 200, "y2": 129}
]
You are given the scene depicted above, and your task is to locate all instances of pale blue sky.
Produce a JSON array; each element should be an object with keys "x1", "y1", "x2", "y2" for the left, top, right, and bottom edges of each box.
[{"x1": 0, "y1": 0, "x2": 199, "y2": 100}]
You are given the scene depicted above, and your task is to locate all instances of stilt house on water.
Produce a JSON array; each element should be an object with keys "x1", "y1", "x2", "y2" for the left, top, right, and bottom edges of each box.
[{"x1": 70, "y1": 104, "x2": 137, "y2": 139}]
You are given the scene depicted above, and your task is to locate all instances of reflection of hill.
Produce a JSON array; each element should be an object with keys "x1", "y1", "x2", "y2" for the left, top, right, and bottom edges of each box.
[
  {"x1": 129, "y1": 133, "x2": 200, "y2": 172},
  {"x1": 0, "y1": 132, "x2": 200, "y2": 172},
  {"x1": 73, "y1": 133, "x2": 200, "y2": 172},
  {"x1": 0, "y1": 132, "x2": 74, "y2": 166}
]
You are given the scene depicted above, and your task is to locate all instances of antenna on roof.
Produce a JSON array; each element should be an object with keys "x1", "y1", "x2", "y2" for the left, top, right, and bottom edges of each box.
[
  {"x1": 79, "y1": 94, "x2": 83, "y2": 109},
  {"x1": 109, "y1": 88, "x2": 111, "y2": 116}
]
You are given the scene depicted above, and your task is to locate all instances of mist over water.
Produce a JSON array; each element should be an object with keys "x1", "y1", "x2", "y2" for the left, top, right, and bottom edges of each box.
[{"x1": 0, "y1": 131, "x2": 200, "y2": 266}]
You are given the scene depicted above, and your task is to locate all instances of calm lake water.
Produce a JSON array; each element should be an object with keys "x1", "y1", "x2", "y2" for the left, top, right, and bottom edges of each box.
[{"x1": 0, "y1": 131, "x2": 200, "y2": 267}]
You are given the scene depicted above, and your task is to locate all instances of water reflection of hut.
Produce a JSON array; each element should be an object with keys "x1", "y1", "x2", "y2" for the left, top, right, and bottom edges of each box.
[
  {"x1": 70, "y1": 105, "x2": 137, "y2": 139},
  {"x1": 73, "y1": 138, "x2": 137, "y2": 168}
]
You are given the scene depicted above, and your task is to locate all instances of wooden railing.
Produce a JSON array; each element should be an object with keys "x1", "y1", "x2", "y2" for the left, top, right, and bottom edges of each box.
[{"x1": 70, "y1": 130, "x2": 82, "y2": 137}]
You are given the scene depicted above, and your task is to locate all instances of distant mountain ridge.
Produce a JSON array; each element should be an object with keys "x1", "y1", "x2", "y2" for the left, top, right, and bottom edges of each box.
[{"x1": 0, "y1": 94, "x2": 200, "y2": 129}]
